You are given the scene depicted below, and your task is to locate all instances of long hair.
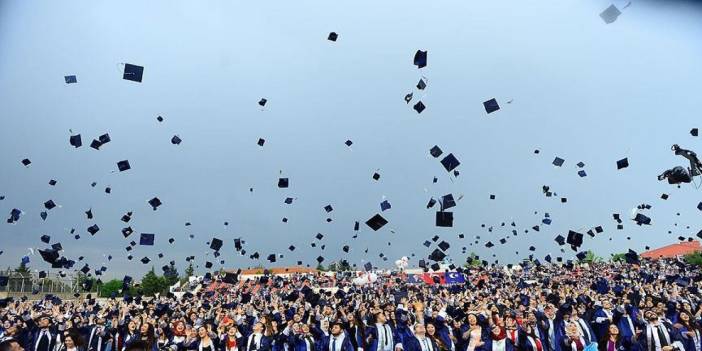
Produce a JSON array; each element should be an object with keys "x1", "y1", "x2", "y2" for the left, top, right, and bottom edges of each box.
[{"x1": 140, "y1": 323, "x2": 156, "y2": 351}]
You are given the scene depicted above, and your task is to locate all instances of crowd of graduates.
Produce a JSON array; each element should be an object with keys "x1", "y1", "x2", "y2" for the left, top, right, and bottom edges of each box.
[{"x1": 1, "y1": 258, "x2": 701, "y2": 351}]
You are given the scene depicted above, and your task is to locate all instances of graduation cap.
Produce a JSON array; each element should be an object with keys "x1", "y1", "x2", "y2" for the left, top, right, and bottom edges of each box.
[
  {"x1": 624, "y1": 249, "x2": 639, "y2": 264},
  {"x1": 258, "y1": 98, "x2": 267, "y2": 107},
  {"x1": 324, "y1": 205, "x2": 333, "y2": 212},
  {"x1": 552, "y1": 157, "x2": 565, "y2": 167},
  {"x1": 64, "y1": 75, "x2": 77, "y2": 84},
  {"x1": 430, "y1": 145, "x2": 443, "y2": 158},
  {"x1": 499, "y1": 238, "x2": 507, "y2": 244},
  {"x1": 284, "y1": 197, "x2": 294, "y2": 204},
  {"x1": 342, "y1": 245, "x2": 350, "y2": 253},
  {"x1": 633, "y1": 213, "x2": 651, "y2": 225},
  {"x1": 257, "y1": 138, "x2": 265, "y2": 146},
  {"x1": 366, "y1": 214, "x2": 388, "y2": 231},
  {"x1": 327, "y1": 32, "x2": 338, "y2": 41},
  {"x1": 121, "y1": 212, "x2": 132, "y2": 222},
  {"x1": 278, "y1": 178, "x2": 289, "y2": 188},
  {"x1": 691, "y1": 128, "x2": 699, "y2": 137},
  {"x1": 440, "y1": 153, "x2": 460, "y2": 172},
  {"x1": 87, "y1": 224, "x2": 100, "y2": 235},
  {"x1": 210, "y1": 238, "x2": 223, "y2": 251},
  {"x1": 345, "y1": 139, "x2": 353, "y2": 147},
  {"x1": 661, "y1": 193, "x2": 669, "y2": 200},
  {"x1": 555, "y1": 234, "x2": 566, "y2": 246},
  {"x1": 156, "y1": 116, "x2": 164, "y2": 122},
  {"x1": 43, "y1": 200, "x2": 56, "y2": 210},
  {"x1": 69, "y1": 134, "x2": 82, "y2": 148},
  {"x1": 413, "y1": 50, "x2": 427, "y2": 68},
  {"x1": 364, "y1": 262, "x2": 373, "y2": 271},
  {"x1": 7, "y1": 208, "x2": 21, "y2": 223},
  {"x1": 122, "y1": 227, "x2": 133, "y2": 237},
  {"x1": 316, "y1": 256, "x2": 324, "y2": 263},
  {"x1": 616, "y1": 158, "x2": 629, "y2": 169},
  {"x1": 413, "y1": 101, "x2": 426, "y2": 114},
  {"x1": 483, "y1": 98, "x2": 500, "y2": 114},
  {"x1": 39, "y1": 249, "x2": 59, "y2": 263},
  {"x1": 21, "y1": 158, "x2": 31, "y2": 166},
  {"x1": 600, "y1": 4, "x2": 621, "y2": 24},
  {"x1": 123, "y1": 63, "x2": 144, "y2": 82},
  {"x1": 416, "y1": 79, "x2": 427, "y2": 90},
  {"x1": 404, "y1": 92, "x2": 413, "y2": 103},
  {"x1": 139, "y1": 233, "x2": 155, "y2": 246},
  {"x1": 51, "y1": 243, "x2": 62, "y2": 251},
  {"x1": 148, "y1": 197, "x2": 162, "y2": 210},
  {"x1": 140, "y1": 257, "x2": 150, "y2": 264},
  {"x1": 576, "y1": 251, "x2": 587, "y2": 261},
  {"x1": 485, "y1": 241, "x2": 494, "y2": 248},
  {"x1": 171, "y1": 135, "x2": 182, "y2": 145},
  {"x1": 440, "y1": 194, "x2": 456, "y2": 210},
  {"x1": 373, "y1": 172, "x2": 380, "y2": 180},
  {"x1": 436, "y1": 211, "x2": 453, "y2": 227},
  {"x1": 40, "y1": 235, "x2": 51, "y2": 243},
  {"x1": 438, "y1": 241, "x2": 450, "y2": 251},
  {"x1": 117, "y1": 160, "x2": 131, "y2": 172},
  {"x1": 566, "y1": 231, "x2": 583, "y2": 247},
  {"x1": 380, "y1": 200, "x2": 391, "y2": 211},
  {"x1": 426, "y1": 198, "x2": 437, "y2": 208},
  {"x1": 578, "y1": 170, "x2": 587, "y2": 177}
]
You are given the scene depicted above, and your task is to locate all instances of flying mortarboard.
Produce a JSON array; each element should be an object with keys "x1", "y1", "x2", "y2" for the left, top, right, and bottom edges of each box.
[
  {"x1": 87, "y1": 224, "x2": 100, "y2": 235},
  {"x1": 123, "y1": 63, "x2": 144, "y2": 82},
  {"x1": 436, "y1": 211, "x2": 453, "y2": 227},
  {"x1": 278, "y1": 178, "x2": 289, "y2": 188},
  {"x1": 210, "y1": 238, "x2": 223, "y2": 251},
  {"x1": 171, "y1": 135, "x2": 182, "y2": 145},
  {"x1": 440, "y1": 153, "x2": 460, "y2": 172},
  {"x1": 139, "y1": 233, "x2": 155, "y2": 246},
  {"x1": 599, "y1": 4, "x2": 621, "y2": 24},
  {"x1": 366, "y1": 214, "x2": 388, "y2": 231},
  {"x1": 413, "y1": 50, "x2": 427, "y2": 68},
  {"x1": 483, "y1": 98, "x2": 500, "y2": 114},
  {"x1": 69, "y1": 134, "x2": 82, "y2": 148},
  {"x1": 117, "y1": 160, "x2": 131, "y2": 172},
  {"x1": 327, "y1": 32, "x2": 338, "y2": 41},
  {"x1": 616, "y1": 158, "x2": 629, "y2": 169},
  {"x1": 413, "y1": 101, "x2": 425, "y2": 114},
  {"x1": 148, "y1": 197, "x2": 162, "y2": 210},
  {"x1": 64, "y1": 75, "x2": 77, "y2": 84}
]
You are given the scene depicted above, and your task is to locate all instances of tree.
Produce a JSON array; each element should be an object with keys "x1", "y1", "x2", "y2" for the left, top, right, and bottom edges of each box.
[
  {"x1": 464, "y1": 252, "x2": 481, "y2": 267},
  {"x1": 578, "y1": 250, "x2": 602, "y2": 264},
  {"x1": 140, "y1": 267, "x2": 167, "y2": 296},
  {"x1": 164, "y1": 263, "x2": 179, "y2": 286},
  {"x1": 337, "y1": 260, "x2": 352, "y2": 271},
  {"x1": 184, "y1": 262, "x2": 195, "y2": 278},
  {"x1": 99, "y1": 279, "x2": 124, "y2": 298},
  {"x1": 611, "y1": 253, "x2": 627, "y2": 262},
  {"x1": 316, "y1": 263, "x2": 327, "y2": 271},
  {"x1": 684, "y1": 252, "x2": 702, "y2": 266}
]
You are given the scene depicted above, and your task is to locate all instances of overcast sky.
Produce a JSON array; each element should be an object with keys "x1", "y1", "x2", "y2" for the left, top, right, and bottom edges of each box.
[{"x1": 1, "y1": 0, "x2": 702, "y2": 280}]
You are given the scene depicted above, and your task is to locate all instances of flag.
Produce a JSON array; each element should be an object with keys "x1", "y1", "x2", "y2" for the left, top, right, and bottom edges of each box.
[
  {"x1": 407, "y1": 274, "x2": 421, "y2": 284},
  {"x1": 444, "y1": 272, "x2": 465, "y2": 284},
  {"x1": 420, "y1": 273, "x2": 434, "y2": 285}
]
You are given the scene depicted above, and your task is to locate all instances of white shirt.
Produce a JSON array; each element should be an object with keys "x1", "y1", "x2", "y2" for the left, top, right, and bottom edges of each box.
[
  {"x1": 36, "y1": 330, "x2": 51, "y2": 351},
  {"x1": 248, "y1": 333, "x2": 263, "y2": 351},
  {"x1": 417, "y1": 337, "x2": 433, "y2": 351},
  {"x1": 330, "y1": 334, "x2": 346, "y2": 351},
  {"x1": 376, "y1": 324, "x2": 393, "y2": 351}
]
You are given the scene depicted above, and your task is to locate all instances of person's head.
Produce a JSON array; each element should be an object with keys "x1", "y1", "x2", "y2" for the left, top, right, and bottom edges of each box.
[
  {"x1": 426, "y1": 323, "x2": 436, "y2": 336},
  {"x1": 140, "y1": 322, "x2": 151, "y2": 335},
  {"x1": 330, "y1": 323, "x2": 343, "y2": 336},
  {"x1": 505, "y1": 314, "x2": 516, "y2": 328},
  {"x1": 467, "y1": 314, "x2": 478, "y2": 326},
  {"x1": 0, "y1": 340, "x2": 24, "y2": 351},
  {"x1": 174, "y1": 321, "x2": 185, "y2": 333},
  {"x1": 227, "y1": 325, "x2": 238, "y2": 337},
  {"x1": 128, "y1": 320, "x2": 137, "y2": 332},
  {"x1": 301, "y1": 324, "x2": 310, "y2": 334},
  {"x1": 38, "y1": 316, "x2": 51, "y2": 328},
  {"x1": 607, "y1": 324, "x2": 620, "y2": 338},
  {"x1": 197, "y1": 326, "x2": 208, "y2": 339},
  {"x1": 602, "y1": 300, "x2": 612, "y2": 310},
  {"x1": 644, "y1": 310, "x2": 658, "y2": 322},
  {"x1": 252, "y1": 322, "x2": 265, "y2": 334},
  {"x1": 374, "y1": 312, "x2": 386, "y2": 324},
  {"x1": 414, "y1": 324, "x2": 426, "y2": 336},
  {"x1": 679, "y1": 311, "x2": 691, "y2": 324},
  {"x1": 64, "y1": 335, "x2": 76, "y2": 349}
]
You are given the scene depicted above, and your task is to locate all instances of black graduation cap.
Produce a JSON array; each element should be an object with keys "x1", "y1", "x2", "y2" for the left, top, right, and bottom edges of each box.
[
  {"x1": 64, "y1": 75, "x2": 77, "y2": 84},
  {"x1": 139, "y1": 233, "x2": 155, "y2": 246},
  {"x1": 141, "y1": 257, "x2": 150, "y2": 264},
  {"x1": 555, "y1": 235, "x2": 566, "y2": 246},
  {"x1": 624, "y1": 249, "x2": 639, "y2": 264},
  {"x1": 324, "y1": 205, "x2": 333, "y2": 212},
  {"x1": 40, "y1": 235, "x2": 50, "y2": 243},
  {"x1": 284, "y1": 197, "x2": 294, "y2": 204},
  {"x1": 438, "y1": 241, "x2": 450, "y2": 251},
  {"x1": 327, "y1": 32, "x2": 338, "y2": 41},
  {"x1": 315, "y1": 233, "x2": 324, "y2": 240},
  {"x1": 566, "y1": 231, "x2": 583, "y2": 247},
  {"x1": 427, "y1": 198, "x2": 437, "y2": 208},
  {"x1": 21, "y1": 158, "x2": 31, "y2": 166},
  {"x1": 485, "y1": 241, "x2": 494, "y2": 248},
  {"x1": 278, "y1": 178, "x2": 289, "y2": 188},
  {"x1": 440, "y1": 153, "x2": 460, "y2": 172},
  {"x1": 633, "y1": 213, "x2": 651, "y2": 225},
  {"x1": 87, "y1": 224, "x2": 100, "y2": 235},
  {"x1": 168, "y1": 237, "x2": 175, "y2": 243},
  {"x1": 69, "y1": 134, "x2": 82, "y2": 148},
  {"x1": 416, "y1": 79, "x2": 427, "y2": 90},
  {"x1": 483, "y1": 98, "x2": 500, "y2": 114},
  {"x1": 121, "y1": 212, "x2": 132, "y2": 222},
  {"x1": 489, "y1": 194, "x2": 496, "y2": 200},
  {"x1": 39, "y1": 249, "x2": 59, "y2": 263},
  {"x1": 354, "y1": 221, "x2": 360, "y2": 231},
  {"x1": 413, "y1": 50, "x2": 427, "y2": 68},
  {"x1": 258, "y1": 98, "x2": 267, "y2": 106},
  {"x1": 0, "y1": 276, "x2": 8, "y2": 287},
  {"x1": 616, "y1": 158, "x2": 629, "y2": 169},
  {"x1": 210, "y1": 238, "x2": 223, "y2": 251},
  {"x1": 205, "y1": 261, "x2": 213, "y2": 269},
  {"x1": 123, "y1": 63, "x2": 144, "y2": 82},
  {"x1": 440, "y1": 194, "x2": 456, "y2": 210},
  {"x1": 157, "y1": 115, "x2": 164, "y2": 122},
  {"x1": 576, "y1": 251, "x2": 587, "y2": 261},
  {"x1": 436, "y1": 211, "x2": 453, "y2": 227},
  {"x1": 364, "y1": 262, "x2": 373, "y2": 271},
  {"x1": 117, "y1": 160, "x2": 131, "y2": 172},
  {"x1": 51, "y1": 243, "x2": 62, "y2": 251},
  {"x1": 345, "y1": 140, "x2": 353, "y2": 147},
  {"x1": 661, "y1": 193, "x2": 669, "y2": 200},
  {"x1": 404, "y1": 92, "x2": 413, "y2": 103},
  {"x1": 48, "y1": 179, "x2": 57, "y2": 186},
  {"x1": 44, "y1": 200, "x2": 56, "y2": 210},
  {"x1": 366, "y1": 214, "x2": 388, "y2": 231},
  {"x1": 372, "y1": 172, "x2": 380, "y2": 180},
  {"x1": 413, "y1": 101, "x2": 426, "y2": 114},
  {"x1": 595, "y1": 226, "x2": 603, "y2": 233},
  {"x1": 122, "y1": 227, "x2": 133, "y2": 237},
  {"x1": 430, "y1": 145, "x2": 443, "y2": 158},
  {"x1": 499, "y1": 238, "x2": 507, "y2": 244},
  {"x1": 342, "y1": 245, "x2": 349, "y2": 252},
  {"x1": 552, "y1": 157, "x2": 565, "y2": 167},
  {"x1": 148, "y1": 197, "x2": 162, "y2": 210},
  {"x1": 171, "y1": 135, "x2": 182, "y2": 145},
  {"x1": 316, "y1": 256, "x2": 324, "y2": 263}
]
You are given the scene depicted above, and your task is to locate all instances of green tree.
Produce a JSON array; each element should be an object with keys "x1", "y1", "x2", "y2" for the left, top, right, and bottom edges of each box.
[
  {"x1": 464, "y1": 252, "x2": 481, "y2": 267},
  {"x1": 684, "y1": 252, "x2": 702, "y2": 266},
  {"x1": 164, "y1": 263, "x2": 179, "y2": 286},
  {"x1": 610, "y1": 252, "x2": 627, "y2": 262},
  {"x1": 99, "y1": 279, "x2": 124, "y2": 297},
  {"x1": 578, "y1": 250, "x2": 602, "y2": 264},
  {"x1": 316, "y1": 263, "x2": 326, "y2": 271},
  {"x1": 140, "y1": 267, "x2": 167, "y2": 296},
  {"x1": 184, "y1": 262, "x2": 194, "y2": 277},
  {"x1": 337, "y1": 260, "x2": 352, "y2": 271}
]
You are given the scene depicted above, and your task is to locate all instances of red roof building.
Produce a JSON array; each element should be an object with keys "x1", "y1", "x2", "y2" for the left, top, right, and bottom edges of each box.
[{"x1": 640, "y1": 240, "x2": 701, "y2": 259}]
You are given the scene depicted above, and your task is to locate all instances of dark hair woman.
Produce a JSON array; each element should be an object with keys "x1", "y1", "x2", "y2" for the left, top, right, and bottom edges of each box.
[{"x1": 598, "y1": 324, "x2": 634, "y2": 351}]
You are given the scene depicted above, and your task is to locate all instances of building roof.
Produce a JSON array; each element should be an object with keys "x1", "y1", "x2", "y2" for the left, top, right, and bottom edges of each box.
[
  {"x1": 640, "y1": 240, "x2": 701, "y2": 259},
  {"x1": 227, "y1": 266, "x2": 318, "y2": 275}
]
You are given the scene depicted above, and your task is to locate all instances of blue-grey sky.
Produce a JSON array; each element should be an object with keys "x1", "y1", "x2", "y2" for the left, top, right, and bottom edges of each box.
[{"x1": 1, "y1": 0, "x2": 702, "y2": 280}]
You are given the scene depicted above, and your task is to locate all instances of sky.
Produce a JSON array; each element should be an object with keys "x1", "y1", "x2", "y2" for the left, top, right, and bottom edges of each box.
[{"x1": 1, "y1": 0, "x2": 702, "y2": 281}]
